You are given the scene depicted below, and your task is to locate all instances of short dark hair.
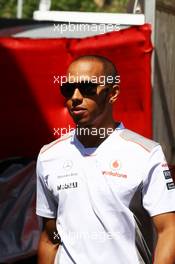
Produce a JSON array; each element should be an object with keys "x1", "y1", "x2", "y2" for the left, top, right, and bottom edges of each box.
[{"x1": 71, "y1": 55, "x2": 119, "y2": 82}]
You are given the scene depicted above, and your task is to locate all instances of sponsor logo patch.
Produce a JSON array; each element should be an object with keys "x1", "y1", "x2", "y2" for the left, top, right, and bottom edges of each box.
[
  {"x1": 57, "y1": 172, "x2": 78, "y2": 178},
  {"x1": 102, "y1": 159, "x2": 127, "y2": 178},
  {"x1": 102, "y1": 171, "x2": 127, "y2": 178},
  {"x1": 57, "y1": 181, "x2": 78, "y2": 191},
  {"x1": 63, "y1": 160, "x2": 73, "y2": 171},
  {"x1": 161, "y1": 162, "x2": 168, "y2": 168},
  {"x1": 163, "y1": 170, "x2": 172, "y2": 180},
  {"x1": 166, "y1": 182, "x2": 175, "y2": 190},
  {"x1": 110, "y1": 159, "x2": 121, "y2": 172}
]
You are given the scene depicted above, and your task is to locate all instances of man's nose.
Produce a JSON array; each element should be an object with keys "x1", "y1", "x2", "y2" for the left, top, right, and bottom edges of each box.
[{"x1": 72, "y1": 88, "x2": 83, "y2": 102}]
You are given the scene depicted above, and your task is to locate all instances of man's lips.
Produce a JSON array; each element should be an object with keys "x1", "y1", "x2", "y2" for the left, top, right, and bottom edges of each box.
[{"x1": 71, "y1": 107, "x2": 87, "y2": 115}]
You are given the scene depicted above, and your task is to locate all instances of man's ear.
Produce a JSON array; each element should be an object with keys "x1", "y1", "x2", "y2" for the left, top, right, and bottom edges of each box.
[{"x1": 109, "y1": 84, "x2": 120, "y2": 104}]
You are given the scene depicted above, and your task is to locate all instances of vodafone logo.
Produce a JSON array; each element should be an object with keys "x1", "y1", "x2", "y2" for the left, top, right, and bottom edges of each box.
[
  {"x1": 102, "y1": 159, "x2": 127, "y2": 178},
  {"x1": 110, "y1": 160, "x2": 121, "y2": 172}
]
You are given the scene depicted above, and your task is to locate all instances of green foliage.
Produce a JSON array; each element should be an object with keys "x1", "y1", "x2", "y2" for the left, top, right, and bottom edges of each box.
[
  {"x1": 23, "y1": 0, "x2": 38, "y2": 18},
  {"x1": 0, "y1": 0, "x2": 38, "y2": 18},
  {"x1": 0, "y1": 0, "x2": 16, "y2": 18},
  {"x1": 51, "y1": 0, "x2": 97, "y2": 12},
  {"x1": 51, "y1": 0, "x2": 129, "y2": 12},
  {"x1": 0, "y1": 0, "x2": 129, "y2": 19}
]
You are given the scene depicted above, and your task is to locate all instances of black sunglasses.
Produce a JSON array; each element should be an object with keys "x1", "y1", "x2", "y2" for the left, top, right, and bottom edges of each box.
[{"x1": 60, "y1": 81, "x2": 100, "y2": 98}]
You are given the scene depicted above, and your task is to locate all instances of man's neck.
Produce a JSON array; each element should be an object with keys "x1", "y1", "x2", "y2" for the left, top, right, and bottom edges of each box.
[{"x1": 75, "y1": 121, "x2": 117, "y2": 148}]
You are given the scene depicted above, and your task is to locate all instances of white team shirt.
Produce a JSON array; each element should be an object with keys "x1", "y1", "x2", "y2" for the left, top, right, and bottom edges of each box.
[{"x1": 36, "y1": 124, "x2": 175, "y2": 264}]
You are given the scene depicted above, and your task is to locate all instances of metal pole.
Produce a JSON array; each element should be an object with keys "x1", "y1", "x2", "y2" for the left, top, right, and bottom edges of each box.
[
  {"x1": 144, "y1": 0, "x2": 156, "y2": 81},
  {"x1": 39, "y1": 0, "x2": 51, "y2": 11},
  {"x1": 144, "y1": 0, "x2": 156, "y2": 140},
  {"x1": 133, "y1": 0, "x2": 139, "y2": 13},
  {"x1": 144, "y1": 0, "x2": 156, "y2": 44},
  {"x1": 17, "y1": 0, "x2": 23, "y2": 19},
  {"x1": 144, "y1": 0, "x2": 156, "y2": 89}
]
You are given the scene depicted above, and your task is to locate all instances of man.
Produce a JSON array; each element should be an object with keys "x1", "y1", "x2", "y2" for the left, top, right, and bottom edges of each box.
[{"x1": 36, "y1": 55, "x2": 175, "y2": 264}]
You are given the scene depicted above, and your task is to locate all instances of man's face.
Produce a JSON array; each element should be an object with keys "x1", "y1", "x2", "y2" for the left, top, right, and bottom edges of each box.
[{"x1": 64, "y1": 59, "x2": 111, "y2": 127}]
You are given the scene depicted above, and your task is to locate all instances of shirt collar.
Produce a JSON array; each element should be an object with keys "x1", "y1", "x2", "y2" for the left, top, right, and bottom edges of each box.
[{"x1": 70, "y1": 122, "x2": 124, "y2": 145}]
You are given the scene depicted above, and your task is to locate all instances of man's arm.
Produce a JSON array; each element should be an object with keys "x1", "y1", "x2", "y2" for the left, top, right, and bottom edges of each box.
[
  {"x1": 38, "y1": 218, "x2": 61, "y2": 264},
  {"x1": 152, "y1": 212, "x2": 175, "y2": 264}
]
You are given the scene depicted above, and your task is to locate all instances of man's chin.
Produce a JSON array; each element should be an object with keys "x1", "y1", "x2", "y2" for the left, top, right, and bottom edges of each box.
[{"x1": 72, "y1": 116, "x2": 91, "y2": 127}]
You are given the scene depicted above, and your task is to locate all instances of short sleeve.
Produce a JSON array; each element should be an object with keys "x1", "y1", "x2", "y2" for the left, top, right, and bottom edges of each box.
[
  {"x1": 36, "y1": 155, "x2": 57, "y2": 218},
  {"x1": 142, "y1": 145, "x2": 175, "y2": 217}
]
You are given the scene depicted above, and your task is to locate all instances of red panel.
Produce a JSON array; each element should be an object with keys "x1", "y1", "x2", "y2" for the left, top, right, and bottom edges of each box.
[{"x1": 0, "y1": 24, "x2": 153, "y2": 159}]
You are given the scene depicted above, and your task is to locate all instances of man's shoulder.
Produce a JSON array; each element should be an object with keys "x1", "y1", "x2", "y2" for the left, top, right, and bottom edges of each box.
[
  {"x1": 118, "y1": 129, "x2": 159, "y2": 153},
  {"x1": 39, "y1": 132, "x2": 73, "y2": 156}
]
